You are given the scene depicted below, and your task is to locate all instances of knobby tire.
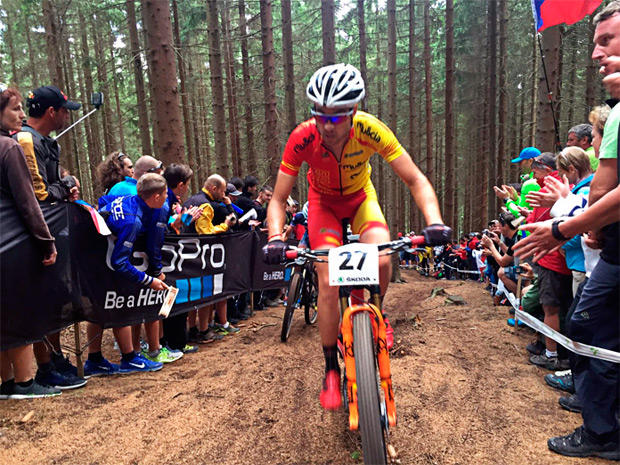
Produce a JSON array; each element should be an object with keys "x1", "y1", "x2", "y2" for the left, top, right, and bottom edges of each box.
[
  {"x1": 303, "y1": 274, "x2": 318, "y2": 325},
  {"x1": 281, "y1": 271, "x2": 302, "y2": 342},
  {"x1": 353, "y1": 311, "x2": 387, "y2": 465}
]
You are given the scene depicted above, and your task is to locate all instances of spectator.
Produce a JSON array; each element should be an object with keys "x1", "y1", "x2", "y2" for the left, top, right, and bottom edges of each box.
[
  {"x1": 236, "y1": 175, "x2": 258, "y2": 215},
  {"x1": 184, "y1": 175, "x2": 238, "y2": 342},
  {"x1": 96, "y1": 151, "x2": 134, "y2": 195},
  {"x1": 566, "y1": 123, "x2": 598, "y2": 171},
  {"x1": 229, "y1": 176, "x2": 244, "y2": 192},
  {"x1": 98, "y1": 155, "x2": 173, "y2": 364},
  {"x1": 104, "y1": 155, "x2": 162, "y2": 200},
  {"x1": 525, "y1": 153, "x2": 573, "y2": 370},
  {"x1": 98, "y1": 173, "x2": 171, "y2": 373},
  {"x1": 14, "y1": 85, "x2": 85, "y2": 390},
  {"x1": 0, "y1": 86, "x2": 60, "y2": 399},
  {"x1": 494, "y1": 146, "x2": 542, "y2": 218}
]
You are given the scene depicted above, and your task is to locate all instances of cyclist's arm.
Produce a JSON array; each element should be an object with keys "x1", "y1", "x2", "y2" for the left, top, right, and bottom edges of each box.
[
  {"x1": 267, "y1": 171, "x2": 296, "y2": 241},
  {"x1": 389, "y1": 153, "x2": 443, "y2": 225}
]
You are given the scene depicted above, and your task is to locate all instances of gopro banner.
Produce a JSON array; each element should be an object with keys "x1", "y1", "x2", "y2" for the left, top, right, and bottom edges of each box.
[{"x1": 1, "y1": 202, "x2": 291, "y2": 350}]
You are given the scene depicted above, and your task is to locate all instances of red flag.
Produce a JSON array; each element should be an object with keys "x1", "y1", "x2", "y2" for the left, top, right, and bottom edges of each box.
[{"x1": 532, "y1": 0, "x2": 602, "y2": 32}]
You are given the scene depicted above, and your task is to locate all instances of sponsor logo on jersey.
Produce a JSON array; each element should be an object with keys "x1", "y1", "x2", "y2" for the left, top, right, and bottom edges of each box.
[
  {"x1": 294, "y1": 133, "x2": 316, "y2": 153},
  {"x1": 344, "y1": 150, "x2": 363, "y2": 158},
  {"x1": 356, "y1": 122, "x2": 381, "y2": 142}
]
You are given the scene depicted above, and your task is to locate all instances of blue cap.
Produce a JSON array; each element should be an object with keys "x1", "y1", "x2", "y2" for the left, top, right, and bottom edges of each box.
[{"x1": 511, "y1": 147, "x2": 541, "y2": 163}]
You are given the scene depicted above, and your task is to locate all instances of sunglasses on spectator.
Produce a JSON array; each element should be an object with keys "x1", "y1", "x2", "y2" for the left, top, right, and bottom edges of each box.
[
  {"x1": 311, "y1": 108, "x2": 354, "y2": 125},
  {"x1": 147, "y1": 161, "x2": 163, "y2": 173},
  {"x1": 532, "y1": 160, "x2": 553, "y2": 170}
]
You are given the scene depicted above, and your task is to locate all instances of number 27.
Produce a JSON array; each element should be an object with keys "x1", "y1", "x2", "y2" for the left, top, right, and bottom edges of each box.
[{"x1": 339, "y1": 251, "x2": 367, "y2": 271}]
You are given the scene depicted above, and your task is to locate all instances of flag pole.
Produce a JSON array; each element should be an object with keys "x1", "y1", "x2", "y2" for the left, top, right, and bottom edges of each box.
[{"x1": 536, "y1": 32, "x2": 563, "y2": 152}]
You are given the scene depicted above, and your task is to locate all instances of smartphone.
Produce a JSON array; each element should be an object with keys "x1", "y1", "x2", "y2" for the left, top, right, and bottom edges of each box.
[{"x1": 90, "y1": 92, "x2": 104, "y2": 108}]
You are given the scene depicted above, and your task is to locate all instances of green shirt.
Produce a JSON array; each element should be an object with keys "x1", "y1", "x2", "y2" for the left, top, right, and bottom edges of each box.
[
  {"x1": 586, "y1": 145, "x2": 599, "y2": 171},
  {"x1": 599, "y1": 103, "x2": 620, "y2": 160}
]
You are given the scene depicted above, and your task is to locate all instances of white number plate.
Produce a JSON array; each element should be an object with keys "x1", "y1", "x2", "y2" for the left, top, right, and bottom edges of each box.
[{"x1": 328, "y1": 243, "x2": 379, "y2": 286}]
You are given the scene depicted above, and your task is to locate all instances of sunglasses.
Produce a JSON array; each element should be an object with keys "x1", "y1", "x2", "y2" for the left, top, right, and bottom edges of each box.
[
  {"x1": 311, "y1": 108, "x2": 354, "y2": 125},
  {"x1": 532, "y1": 160, "x2": 553, "y2": 170},
  {"x1": 147, "y1": 161, "x2": 163, "y2": 173}
]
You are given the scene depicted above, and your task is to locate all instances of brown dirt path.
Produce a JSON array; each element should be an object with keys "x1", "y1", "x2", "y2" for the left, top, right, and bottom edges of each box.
[{"x1": 0, "y1": 271, "x2": 608, "y2": 465}]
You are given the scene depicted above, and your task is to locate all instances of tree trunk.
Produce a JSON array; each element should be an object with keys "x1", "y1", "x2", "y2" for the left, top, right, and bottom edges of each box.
[
  {"x1": 42, "y1": 0, "x2": 65, "y2": 88},
  {"x1": 222, "y1": 1, "x2": 242, "y2": 177},
  {"x1": 92, "y1": 17, "x2": 115, "y2": 155},
  {"x1": 357, "y1": 0, "x2": 368, "y2": 112},
  {"x1": 423, "y1": 0, "x2": 433, "y2": 188},
  {"x1": 24, "y1": 14, "x2": 39, "y2": 87},
  {"x1": 259, "y1": 0, "x2": 281, "y2": 180},
  {"x1": 498, "y1": 0, "x2": 507, "y2": 186},
  {"x1": 386, "y1": 0, "x2": 401, "y2": 282},
  {"x1": 206, "y1": 0, "x2": 229, "y2": 177},
  {"x1": 126, "y1": 0, "x2": 152, "y2": 156},
  {"x1": 321, "y1": 0, "x2": 336, "y2": 65},
  {"x1": 5, "y1": 10, "x2": 19, "y2": 86},
  {"x1": 536, "y1": 27, "x2": 560, "y2": 152},
  {"x1": 281, "y1": 0, "x2": 297, "y2": 134},
  {"x1": 172, "y1": 0, "x2": 196, "y2": 188},
  {"x1": 486, "y1": 0, "x2": 497, "y2": 221},
  {"x1": 239, "y1": 0, "x2": 257, "y2": 176},
  {"x1": 444, "y1": 0, "x2": 455, "y2": 229},
  {"x1": 79, "y1": 10, "x2": 103, "y2": 175},
  {"x1": 109, "y1": 33, "x2": 126, "y2": 153},
  {"x1": 408, "y1": 0, "x2": 418, "y2": 230},
  {"x1": 142, "y1": 0, "x2": 185, "y2": 164}
]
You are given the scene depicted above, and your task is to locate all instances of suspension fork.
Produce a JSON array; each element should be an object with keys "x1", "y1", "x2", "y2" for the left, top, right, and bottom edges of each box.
[{"x1": 340, "y1": 286, "x2": 397, "y2": 430}]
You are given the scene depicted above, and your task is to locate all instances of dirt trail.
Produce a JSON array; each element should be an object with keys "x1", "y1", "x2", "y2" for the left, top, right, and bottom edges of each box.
[{"x1": 0, "y1": 271, "x2": 607, "y2": 465}]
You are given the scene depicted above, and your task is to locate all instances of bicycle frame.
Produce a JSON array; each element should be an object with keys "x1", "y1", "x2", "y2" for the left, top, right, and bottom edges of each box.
[{"x1": 339, "y1": 284, "x2": 396, "y2": 430}]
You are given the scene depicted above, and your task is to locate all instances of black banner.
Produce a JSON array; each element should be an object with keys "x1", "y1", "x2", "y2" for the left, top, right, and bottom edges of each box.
[{"x1": 0, "y1": 202, "x2": 291, "y2": 350}]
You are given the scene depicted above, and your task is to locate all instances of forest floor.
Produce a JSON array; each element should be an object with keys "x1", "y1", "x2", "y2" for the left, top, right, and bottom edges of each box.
[{"x1": 0, "y1": 270, "x2": 609, "y2": 465}]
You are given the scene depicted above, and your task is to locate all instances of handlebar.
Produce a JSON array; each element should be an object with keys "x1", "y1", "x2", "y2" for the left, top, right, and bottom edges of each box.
[{"x1": 284, "y1": 235, "x2": 428, "y2": 261}]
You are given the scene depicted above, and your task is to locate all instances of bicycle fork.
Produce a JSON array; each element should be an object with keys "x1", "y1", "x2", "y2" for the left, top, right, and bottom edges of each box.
[{"x1": 340, "y1": 299, "x2": 397, "y2": 431}]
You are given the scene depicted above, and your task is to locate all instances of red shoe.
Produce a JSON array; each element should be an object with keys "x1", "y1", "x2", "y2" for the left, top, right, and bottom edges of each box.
[
  {"x1": 384, "y1": 317, "x2": 394, "y2": 350},
  {"x1": 320, "y1": 370, "x2": 342, "y2": 410}
]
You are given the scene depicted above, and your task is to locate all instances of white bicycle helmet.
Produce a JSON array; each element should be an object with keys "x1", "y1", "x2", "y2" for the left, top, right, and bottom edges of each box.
[
  {"x1": 302, "y1": 201, "x2": 309, "y2": 219},
  {"x1": 306, "y1": 63, "x2": 365, "y2": 108}
]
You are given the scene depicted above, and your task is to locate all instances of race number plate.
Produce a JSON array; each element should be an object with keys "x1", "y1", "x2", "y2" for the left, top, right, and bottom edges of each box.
[{"x1": 328, "y1": 243, "x2": 379, "y2": 286}]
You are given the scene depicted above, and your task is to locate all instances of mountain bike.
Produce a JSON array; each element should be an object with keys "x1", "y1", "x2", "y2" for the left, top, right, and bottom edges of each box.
[
  {"x1": 285, "y1": 233, "x2": 427, "y2": 464},
  {"x1": 281, "y1": 258, "x2": 318, "y2": 342}
]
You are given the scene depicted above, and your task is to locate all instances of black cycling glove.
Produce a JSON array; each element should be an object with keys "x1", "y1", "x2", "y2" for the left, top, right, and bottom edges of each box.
[
  {"x1": 423, "y1": 224, "x2": 452, "y2": 246},
  {"x1": 262, "y1": 240, "x2": 288, "y2": 265}
]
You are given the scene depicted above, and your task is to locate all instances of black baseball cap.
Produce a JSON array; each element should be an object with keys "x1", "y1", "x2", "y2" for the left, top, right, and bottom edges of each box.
[{"x1": 27, "y1": 86, "x2": 81, "y2": 112}]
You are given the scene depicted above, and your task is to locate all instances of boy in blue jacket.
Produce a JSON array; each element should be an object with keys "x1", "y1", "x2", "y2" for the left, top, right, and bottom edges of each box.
[{"x1": 85, "y1": 174, "x2": 169, "y2": 376}]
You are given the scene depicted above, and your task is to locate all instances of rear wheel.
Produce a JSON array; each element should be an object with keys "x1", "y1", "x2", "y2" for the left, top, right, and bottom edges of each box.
[
  {"x1": 353, "y1": 311, "x2": 387, "y2": 465},
  {"x1": 303, "y1": 273, "x2": 318, "y2": 325},
  {"x1": 281, "y1": 271, "x2": 302, "y2": 342}
]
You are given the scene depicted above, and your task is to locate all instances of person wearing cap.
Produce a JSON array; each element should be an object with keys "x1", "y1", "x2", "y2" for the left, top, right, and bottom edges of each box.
[
  {"x1": 11, "y1": 85, "x2": 88, "y2": 391},
  {"x1": 494, "y1": 146, "x2": 542, "y2": 217},
  {"x1": 524, "y1": 152, "x2": 573, "y2": 371},
  {"x1": 14, "y1": 85, "x2": 81, "y2": 203}
]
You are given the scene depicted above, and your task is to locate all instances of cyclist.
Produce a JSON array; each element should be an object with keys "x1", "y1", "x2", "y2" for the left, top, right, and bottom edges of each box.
[{"x1": 262, "y1": 63, "x2": 451, "y2": 410}]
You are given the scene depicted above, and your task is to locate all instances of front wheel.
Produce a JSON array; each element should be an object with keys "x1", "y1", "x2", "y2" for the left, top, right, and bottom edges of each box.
[
  {"x1": 353, "y1": 311, "x2": 387, "y2": 465},
  {"x1": 281, "y1": 271, "x2": 302, "y2": 342}
]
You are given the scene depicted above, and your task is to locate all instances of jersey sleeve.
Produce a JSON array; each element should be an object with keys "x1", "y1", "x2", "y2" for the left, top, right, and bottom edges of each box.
[
  {"x1": 109, "y1": 215, "x2": 153, "y2": 287},
  {"x1": 356, "y1": 113, "x2": 405, "y2": 163},
  {"x1": 280, "y1": 120, "x2": 316, "y2": 177},
  {"x1": 195, "y1": 203, "x2": 229, "y2": 234}
]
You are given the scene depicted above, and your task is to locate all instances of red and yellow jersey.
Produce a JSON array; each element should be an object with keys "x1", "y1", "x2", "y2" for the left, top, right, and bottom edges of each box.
[{"x1": 280, "y1": 111, "x2": 405, "y2": 196}]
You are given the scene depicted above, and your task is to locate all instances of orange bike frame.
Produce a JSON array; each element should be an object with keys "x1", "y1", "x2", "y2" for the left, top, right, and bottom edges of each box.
[{"x1": 340, "y1": 302, "x2": 396, "y2": 430}]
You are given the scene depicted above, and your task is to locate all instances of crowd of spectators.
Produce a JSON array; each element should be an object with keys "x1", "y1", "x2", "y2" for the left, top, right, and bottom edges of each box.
[{"x1": 0, "y1": 83, "x2": 297, "y2": 399}]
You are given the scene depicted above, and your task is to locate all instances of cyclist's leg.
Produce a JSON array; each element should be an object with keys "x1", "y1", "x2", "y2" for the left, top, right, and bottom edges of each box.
[
  {"x1": 351, "y1": 182, "x2": 391, "y2": 296},
  {"x1": 307, "y1": 191, "x2": 342, "y2": 349}
]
